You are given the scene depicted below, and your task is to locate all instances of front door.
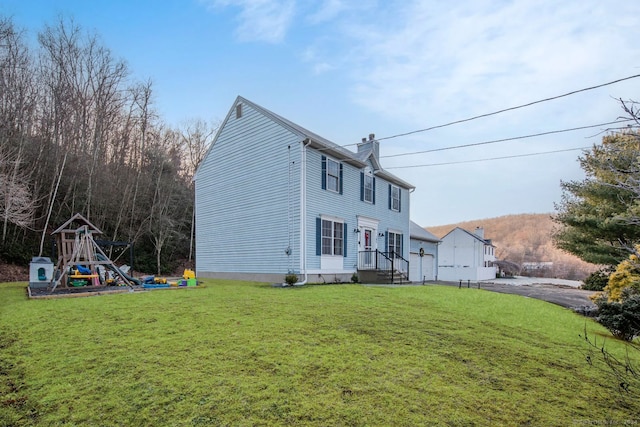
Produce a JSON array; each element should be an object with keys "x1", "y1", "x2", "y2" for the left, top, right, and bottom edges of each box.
[
  {"x1": 362, "y1": 228, "x2": 374, "y2": 268},
  {"x1": 357, "y1": 217, "x2": 379, "y2": 270}
]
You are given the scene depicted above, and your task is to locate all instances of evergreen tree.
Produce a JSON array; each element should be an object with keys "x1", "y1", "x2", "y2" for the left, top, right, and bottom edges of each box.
[{"x1": 554, "y1": 130, "x2": 640, "y2": 266}]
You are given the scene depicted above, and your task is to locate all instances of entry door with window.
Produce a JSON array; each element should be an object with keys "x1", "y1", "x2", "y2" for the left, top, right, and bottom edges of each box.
[
  {"x1": 363, "y1": 228, "x2": 374, "y2": 268},
  {"x1": 359, "y1": 228, "x2": 376, "y2": 270},
  {"x1": 357, "y1": 217, "x2": 379, "y2": 270}
]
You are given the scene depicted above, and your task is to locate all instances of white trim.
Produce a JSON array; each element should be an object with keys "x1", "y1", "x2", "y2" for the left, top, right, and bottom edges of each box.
[
  {"x1": 356, "y1": 215, "x2": 379, "y2": 229},
  {"x1": 307, "y1": 269, "x2": 355, "y2": 275},
  {"x1": 363, "y1": 167, "x2": 374, "y2": 203},
  {"x1": 299, "y1": 139, "x2": 311, "y2": 285},
  {"x1": 390, "y1": 184, "x2": 400, "y2": 212},
  {"x1": 320, "y1": 217, "x2": 344, "y2": 257},
  {"x1": 326, "y1": 157, "x2": 341, "y2": 193},
  {"x1": 320, "y1": 254, "x2": 344, "y2": 270},
  {"x1": 321, "y1": 213, "x2": 344, "y2": 222}
]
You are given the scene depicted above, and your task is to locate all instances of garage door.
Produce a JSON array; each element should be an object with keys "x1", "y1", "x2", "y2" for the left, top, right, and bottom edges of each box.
[
  {"x1": 409, "y1": 253, "x2": 420, "y2": 282},
  {"x1": 409, "y1": 253, "x2": 434, "y2": 282},
  {"x1": 422, "y1": 255, "x2": 434, "y2": 281}
]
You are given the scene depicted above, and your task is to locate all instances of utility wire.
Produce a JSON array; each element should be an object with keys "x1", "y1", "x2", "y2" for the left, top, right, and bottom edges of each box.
[
  {"x1": 381, "y1": 119, "x2": 634, "y2": 158},
  {"x1": 385, "y1": 147, "x2": 590, "y2": 169},
  {"x1": 375, "y1": 73, "x2": 640, "y2": 142}
]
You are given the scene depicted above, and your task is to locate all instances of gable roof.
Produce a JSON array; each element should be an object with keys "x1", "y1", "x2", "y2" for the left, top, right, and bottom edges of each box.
[
  {"x1": 410, "y1": 221, "x2": 441, "y2": 243},
  {"x1": 355, "y1": 146, "x2": 383, "y2": 171},
  {"x1": 196, "y1": 96, "x2": 414, "y2": 190},
  {"x1": 441, "y1": 227, "x2": 494, "y2": 246},
  {"x1": 52, "y1": 213, "x2": 102, "y2": 235}
]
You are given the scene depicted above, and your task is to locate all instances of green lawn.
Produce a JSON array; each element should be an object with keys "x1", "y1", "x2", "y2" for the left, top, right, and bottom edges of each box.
[{"x1": 1, "y1": 280, "x2": 638, "y2": 426}]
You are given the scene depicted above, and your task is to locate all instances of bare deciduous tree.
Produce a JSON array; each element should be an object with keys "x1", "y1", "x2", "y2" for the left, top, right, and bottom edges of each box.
[
  {"x1": 0, "y1": 14, "x2": 202, "y2": 276},
  {"x1": 178, "y1": 118, "x2": 218, "y2": 261},
  {"x1": 0, "y1": 18, "x2": 38, "y2": 243}
]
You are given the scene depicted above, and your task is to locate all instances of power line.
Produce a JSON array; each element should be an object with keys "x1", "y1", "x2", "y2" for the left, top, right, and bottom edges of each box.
[
  {"x1": 381, "y1": 119, "x2": 634, "y2": 159},
  {"x1": 376, "y1": 74, "x2": 640, "y2": 142},
  {"x1": 385, "y1": 146, "x2": 590, "y2": 169}
]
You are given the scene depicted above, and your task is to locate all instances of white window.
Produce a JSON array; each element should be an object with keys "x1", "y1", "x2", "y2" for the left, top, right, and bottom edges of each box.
[
  {"x1": 327, "y1": 158, "x2": 340, "y2": 193},
  {"x1": 364, "y1": 174, "x2": 373, "y2": 203},
  {"x1": 388, "y1": 231, "x2": 402, "y2": 256},
  {"x1": 390, "y1": 185, "x2": 400, "y2": 211},
  {"x1": 322, "y1": 219, "x2": 343, "y2": 256}
]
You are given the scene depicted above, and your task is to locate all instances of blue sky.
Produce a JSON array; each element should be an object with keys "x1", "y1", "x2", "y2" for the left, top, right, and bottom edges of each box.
[{"x1": 3, "y1": 0, "x2": 639, "y2": 227}]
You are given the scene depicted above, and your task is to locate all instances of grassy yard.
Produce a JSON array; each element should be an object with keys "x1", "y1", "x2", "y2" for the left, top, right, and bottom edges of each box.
[{"x1": 1, "y1": 280, "x2": 638, "y2": 426}]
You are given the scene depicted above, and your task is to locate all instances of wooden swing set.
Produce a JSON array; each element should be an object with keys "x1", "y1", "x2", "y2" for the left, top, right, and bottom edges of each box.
[{"x1": 50, "y1": 213, "x2": 135, "y2": 291}]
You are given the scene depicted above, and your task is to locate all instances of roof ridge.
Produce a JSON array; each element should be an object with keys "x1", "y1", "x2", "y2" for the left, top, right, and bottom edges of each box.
[{"x1": 236, "y1": 96, "x2": 414, "y2": 189}]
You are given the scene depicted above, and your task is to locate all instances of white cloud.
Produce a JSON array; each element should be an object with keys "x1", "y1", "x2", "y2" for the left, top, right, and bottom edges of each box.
[
  {"x1": 337, "y1": 0, "x2": 640, "y2": 126},
  {"x1": 206, "y1": 0, "x2": 295, "y2": 43},
  {"x1": 199, "y1": 0, "x2": 639, "y2": 224}
]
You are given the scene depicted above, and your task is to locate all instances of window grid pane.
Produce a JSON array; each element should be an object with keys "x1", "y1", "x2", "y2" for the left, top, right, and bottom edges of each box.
[
  {"x1": 322, "y1": 220, "x2": 332, "y2": 255},
  {"x1": 321, "y1": 219, "x2": 344, "y2": 256},
  {"x1": 328, "y1": 176, "x2": 339, "y2": 192},
  {"x1": 333, "y1": 222, "x2": 343, "y2": 256},
  {"x1": 327, "y1": 159, "x2": 340, "y2": 192},
  {"x1": 388, "y1": 232, "x2": 402, "y2": 256},
  {"x1": 391, "y1": 186, "x2": 400, "y2": 211},
  {"x1": 364, "y1": 175, "x2": 373, "y2": 203}
]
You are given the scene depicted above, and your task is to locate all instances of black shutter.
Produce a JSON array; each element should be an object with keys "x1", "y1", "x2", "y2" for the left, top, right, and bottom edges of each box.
[
  {"x1": 385, "y1": 231, "x2": 389, "y2": 254},
  {"x1": 343, "y1": 223, "x2": 347, "y2": 257},
  {"x1": 321, "y1": 156, "x2": 327, "y2": 190},
  {"x1": 398, "y1": 188, "x2": 401, "y2": 212},
  {"x1": 388, "y1": 184, "x2": 392, "y2": 210},
  {"x1": 372, "y1": 177, "x2": 376, "y2": 205},
  {"x1": 316, "y1": 217, "x2": 322, "y2": 256},
  {"x1": 360, "y1": 172, "x2": 364, "y2": 201},
  {"x1": 339, "y1": 163, "x2": 343, "y2": 194}
]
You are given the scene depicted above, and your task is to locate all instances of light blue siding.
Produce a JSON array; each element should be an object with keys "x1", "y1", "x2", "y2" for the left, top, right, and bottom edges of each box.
[
  {"x1": 410, "y1": 239, "x2": 438, "y2": 258},
  {"x1": 195, "y1": 97, "x2": 413, "y2": 282},
  {"x1": 195, "y1": 101, "x2": 302, "y2": 278},
  {"x1": 305, "y1": 149, "x2": 411, "y2": 272}
]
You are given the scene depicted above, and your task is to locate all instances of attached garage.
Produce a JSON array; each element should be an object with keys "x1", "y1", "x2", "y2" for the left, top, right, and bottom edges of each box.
[{"x1": 409, "y1": 221, "x2": 440, "y2": 282}]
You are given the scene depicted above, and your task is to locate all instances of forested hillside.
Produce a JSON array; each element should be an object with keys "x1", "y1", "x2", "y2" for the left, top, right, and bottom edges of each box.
[
  {"x1": 427, "y1": 213, "x2": 598, "y2": 280},
  {"x1": 0, "y1": 17, "x2": 216, "y2": 275}
]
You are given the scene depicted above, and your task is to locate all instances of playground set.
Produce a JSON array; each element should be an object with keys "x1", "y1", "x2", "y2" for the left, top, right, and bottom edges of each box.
[{"x1": 28, "y1": 213, "x2": 197, "y2": 298}]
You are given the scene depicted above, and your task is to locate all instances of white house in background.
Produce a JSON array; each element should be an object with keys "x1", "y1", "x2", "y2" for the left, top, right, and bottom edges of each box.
[
  {"x1": 193, "y1": 96, "x2": 415, "y2": 283},
  {"x1": 409, "y1": 221, "x2": 440, "y2": 282},
  {"x1": 437, "y1": 227, "x2": 497, "y2": 281}
]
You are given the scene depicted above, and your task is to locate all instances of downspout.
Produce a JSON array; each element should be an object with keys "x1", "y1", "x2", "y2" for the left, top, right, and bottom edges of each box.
[{"x1": 295, "y1": 138, "x2": 312, "y2": 285}]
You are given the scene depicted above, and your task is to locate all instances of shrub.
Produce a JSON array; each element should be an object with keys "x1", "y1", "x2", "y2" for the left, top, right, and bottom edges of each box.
[
  {"x1": 605, "y1": 251, "x2": 640, "y2": 302},
  {"x1": 351, "y1": 273, "x2": 359, "y2": 283},
  {"x1": 284, "y1": 273, "x2": 298, "y2": 286},
  {"x1": 594, "y1": 290, "x2": 640, "y2": 341},
  {"x1": 582, "y1": 268, "x2": 611, "y2": 291}
]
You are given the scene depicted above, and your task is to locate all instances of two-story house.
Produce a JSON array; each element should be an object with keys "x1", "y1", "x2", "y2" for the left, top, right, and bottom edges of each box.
[
  {"x1": 194, "y1": 96, "x2": 414, "y2": 284},
  {"x1": 437, "y1": 227, "x2": 497, "y2": 281}
]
